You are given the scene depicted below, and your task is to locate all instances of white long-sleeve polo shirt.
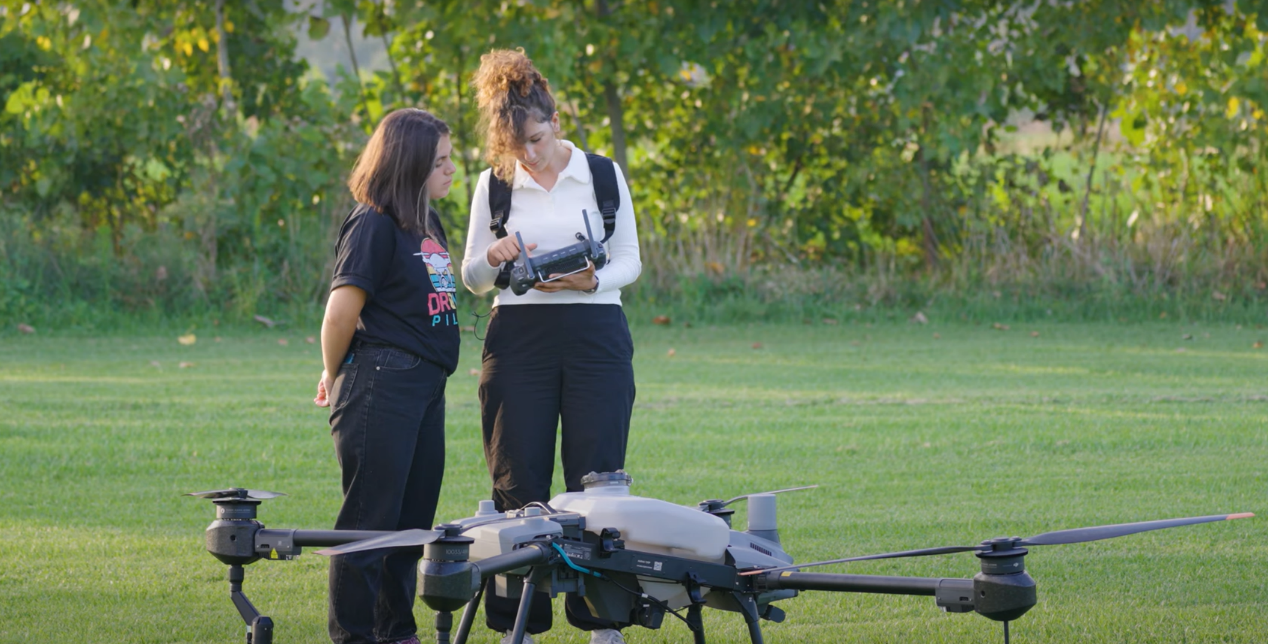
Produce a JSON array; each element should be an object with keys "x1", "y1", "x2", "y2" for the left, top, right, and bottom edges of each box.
[{"x1": 461, "y1": 140, "x2": 641, "y2": 306}]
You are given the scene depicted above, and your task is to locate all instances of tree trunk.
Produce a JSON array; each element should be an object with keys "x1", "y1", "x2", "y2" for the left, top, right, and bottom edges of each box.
[
  {"x1": 595, "y1": 0, "x2": 628, "y2": 172},
  {"x1": 342, "y1": 14, "x2": 368, "y2": 117},
  {"x1": 201, "y1": 176, "x2": 219, "y2": 289},
  {"x1": 206, "y1": 0, "x2": 230, "y2": 283},
  {"x1": 1078, "y1": 101, "x2": 1109, "y2": 243},
  {"x1": 565, "y1": 99, "x2": 591, "y2": 153},
  {"x1": 917, "y1": 107, "x2": 940, "y2": 269},
  {"x1": 602, "y1": 83, "x2": 627, "y2": 171},
  {"x1": 455, "y1": 52, "x2": 475, "y2": 208},
  {"x1": 380, "y1": 30, "x2": 407, "y2": 102},
  {"x1": 214, "y1": 0, "x2": 234, "y2": 113},
  {"x1": 375, "y1": 1, "x2": 407, "y2": 104}
]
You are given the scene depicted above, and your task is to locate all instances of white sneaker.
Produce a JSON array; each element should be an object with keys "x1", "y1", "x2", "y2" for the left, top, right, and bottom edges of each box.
[
  {"x1": 500, "y1": 632, "x2": 534, "y2": 644},
  {"x1": 589, "y1": 629, "x2": 625, "y2": 644}
]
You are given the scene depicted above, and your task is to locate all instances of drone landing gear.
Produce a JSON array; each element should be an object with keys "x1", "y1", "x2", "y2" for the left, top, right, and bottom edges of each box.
[
  {"x1": 732, "y1": 592, "x2": 765, "y2": 644},
  {"x1": 449, "y1": 579, "x2": 487, "y2": 644},
  {"x1": 1003, "y1": 620, "x2": 1011, "y2": 644},
  {"x1": 227, "y1": 565, "x2": 273, "y2": 644},
  {"x1": 506, "y1": 569, "x2": 550, "y2": 644},
  {"x1": 686, "y1": 604, "x2": 706, "y2": 644},
  {"x1": 433, "y1": 611, "x2": 454, "y2": 644}
]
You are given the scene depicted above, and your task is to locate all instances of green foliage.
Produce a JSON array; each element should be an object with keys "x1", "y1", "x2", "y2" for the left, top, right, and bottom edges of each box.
[
  {"x1": 2, "y1": 1, "x2": 1268, "y2": 323},
  {"x1": 0, "y1": 0, "x2": 359, "y2": 325}
]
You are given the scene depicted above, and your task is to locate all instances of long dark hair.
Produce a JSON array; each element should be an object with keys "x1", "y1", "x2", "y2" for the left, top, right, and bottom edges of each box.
[{"x1": 347, "y1": 108, "x2": 450, "y2": 237}]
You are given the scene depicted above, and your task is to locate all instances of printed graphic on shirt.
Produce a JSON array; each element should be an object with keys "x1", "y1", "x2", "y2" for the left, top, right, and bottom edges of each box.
[{"x1": 416, "y1": 238, "x2": 457, "y2": 327}]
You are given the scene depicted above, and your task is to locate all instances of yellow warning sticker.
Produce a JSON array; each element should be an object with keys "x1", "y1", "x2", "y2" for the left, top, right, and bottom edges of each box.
[{"x1": 270, "y1": 549, "x2": 279, "y2": 559}]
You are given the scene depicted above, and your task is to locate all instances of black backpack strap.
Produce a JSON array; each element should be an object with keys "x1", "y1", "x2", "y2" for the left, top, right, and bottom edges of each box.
[
  {"x1": 586, "y1": 153, "x2": 620, "y2": 243},
  {"x1": 487, "y1": 171, "x2": 514, "y2": 289},
  {"x1": 487, "y1": 171, "x2": 513, "y2": 240}
]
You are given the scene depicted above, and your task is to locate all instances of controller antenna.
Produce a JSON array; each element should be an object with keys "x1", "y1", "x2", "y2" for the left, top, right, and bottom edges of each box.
[{"x1": 515, "y1": 232, "x2": 535, "y2": 280}]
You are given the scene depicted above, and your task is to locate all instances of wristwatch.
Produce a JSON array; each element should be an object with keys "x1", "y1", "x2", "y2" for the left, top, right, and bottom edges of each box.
[{"x1": 583, "y1": 274, "x2": 599, "y2": 294}]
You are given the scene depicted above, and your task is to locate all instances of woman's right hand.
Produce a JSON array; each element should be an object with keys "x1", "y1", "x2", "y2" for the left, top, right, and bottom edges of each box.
[
  {"x1": 486, "y1": 237, "x2": 537, "y2": 267},
  {"x1": 314, "y1": 369, "x2": 332, "y2": 407}
]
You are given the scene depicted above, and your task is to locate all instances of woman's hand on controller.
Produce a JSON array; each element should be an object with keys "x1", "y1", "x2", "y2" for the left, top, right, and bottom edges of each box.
[
  {"x1": 535, "y1": 260, "x2": 597, "y2": 293},
  {"x1": 486, "y1": 237, "x2": 537, "y2": 267}
]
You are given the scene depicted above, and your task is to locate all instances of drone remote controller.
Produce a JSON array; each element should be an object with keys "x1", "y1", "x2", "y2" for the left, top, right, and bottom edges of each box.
[{"x1": 507, "y1": 210, "x2": 608, "y2": 296}]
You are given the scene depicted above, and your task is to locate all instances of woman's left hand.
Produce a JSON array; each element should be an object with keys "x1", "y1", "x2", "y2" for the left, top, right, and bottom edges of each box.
[
  {"x1": 315, "y1": 369, "x2": 332, "y2": 407},
  {"x1": 534, "y1": 260, "x2": 597, "y2": 293}
]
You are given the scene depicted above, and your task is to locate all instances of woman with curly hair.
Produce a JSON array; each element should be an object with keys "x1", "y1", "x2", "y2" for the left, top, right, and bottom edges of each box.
[{"x1": 462, "y1": 49, "x2": 641, "y2": 644}]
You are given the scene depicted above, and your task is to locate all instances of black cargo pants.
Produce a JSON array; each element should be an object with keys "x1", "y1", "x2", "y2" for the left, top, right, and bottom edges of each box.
[{"x1": 478, "y1": 304, "x2": 636, "y2": 634}]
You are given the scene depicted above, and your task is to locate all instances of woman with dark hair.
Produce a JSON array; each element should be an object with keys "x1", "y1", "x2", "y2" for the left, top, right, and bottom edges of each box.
[
  {"x1": 314, "y1": 108, "x2": 459, "y2": 644},
  {"x1": 462, "y1": 49, "x2": 641, "y2": 644}
]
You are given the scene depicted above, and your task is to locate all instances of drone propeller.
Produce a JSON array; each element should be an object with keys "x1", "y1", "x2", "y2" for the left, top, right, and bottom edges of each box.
[
  {"x1": 1015, "y1": 513, "x2": 1253, "y2": 546},
  {"x1": 740, "y1": 511, "x2": 1253, "y2": 576},
  {"x1": 721, "y1": 484, "x2": 818, "y2": 507},
  {"x1": 185, "y1": 488, "x2": 286, "y2": 500},
  {"x1": 313, "y1": 529, "x2": 443, "y2": 556}
]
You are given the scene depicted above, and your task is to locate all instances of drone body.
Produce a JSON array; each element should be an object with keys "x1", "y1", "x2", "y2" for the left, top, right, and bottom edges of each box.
[
  {"x1": 404, "y1": 472, "x2": 1023, "y2": 644},
  {"x1": 433, "y1": 471, "x2": 799, "y2": 635},
  {"x1": 189, "y1": 474, "x2": 1251, "y2": 644}
]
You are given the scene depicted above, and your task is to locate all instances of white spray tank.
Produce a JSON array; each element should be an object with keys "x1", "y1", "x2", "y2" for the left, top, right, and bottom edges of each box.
[
  {"x1": 547, "y1": 471, "x2": 731, "y2": 563},
  {"x1": 549, "y1": 471, "x2": 731, "y2": 608}
]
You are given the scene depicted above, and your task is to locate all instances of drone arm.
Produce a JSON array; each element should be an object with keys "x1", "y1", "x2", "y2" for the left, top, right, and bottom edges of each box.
[
  {"x1": 758, "y1": 572, "x2": 978, "y2": 614},
  {"x1": 758, "y1": 571, "x2": 955, "y2": 596},
  {"x1": 290, "y1": 529, "x2": 397, "y2": 547},
  {"x1": 250, "y1": 528, "x2": 397, "y2": 560},
  {"x1": 471, "y1": 543, "x2": 555, "y2": 578}
]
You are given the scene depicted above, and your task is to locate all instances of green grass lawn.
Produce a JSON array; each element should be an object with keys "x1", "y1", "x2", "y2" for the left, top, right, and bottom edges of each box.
[{"x1": 1, "y1": 320, "x2": 1265, "y2": 643}]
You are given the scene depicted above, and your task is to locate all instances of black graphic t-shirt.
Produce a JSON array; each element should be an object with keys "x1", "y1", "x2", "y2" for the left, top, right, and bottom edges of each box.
[{"x1": 331, "y1": 205, "x2": 459, "y2": 374}]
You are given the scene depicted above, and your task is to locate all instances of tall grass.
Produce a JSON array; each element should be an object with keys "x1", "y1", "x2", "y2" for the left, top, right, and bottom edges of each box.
[
  {"x1": 5, "y1": 147, "x2": 1268, "y2": 331},
  {"x1": 626, "y1": 144, "x2": 1268, "y2": 326},
  {"x1": 629, "y1": 229, "x2": 1268, "y2": 327}
]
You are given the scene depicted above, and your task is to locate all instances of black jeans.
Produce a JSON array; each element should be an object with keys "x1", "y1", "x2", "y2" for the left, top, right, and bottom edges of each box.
[
  {"x1": 478, "y1": 304, "x2": 636, "y2": 634},
  {"x1": 327, "y1": 344, "x2": 447, "y2": 644}
]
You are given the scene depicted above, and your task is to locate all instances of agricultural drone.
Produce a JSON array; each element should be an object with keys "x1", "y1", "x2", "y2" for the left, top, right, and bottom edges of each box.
[{"x1": 189, "y1": 471, "x2": 1252, "y2": 644}]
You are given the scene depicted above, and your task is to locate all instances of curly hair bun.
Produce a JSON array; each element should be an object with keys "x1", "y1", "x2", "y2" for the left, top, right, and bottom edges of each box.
[
  {"x1": 473, "y1": 49, "x2": 558, "y2": 179},
  {"x1": 474, "y1": 49, "x2": 549, "y2": 105}
]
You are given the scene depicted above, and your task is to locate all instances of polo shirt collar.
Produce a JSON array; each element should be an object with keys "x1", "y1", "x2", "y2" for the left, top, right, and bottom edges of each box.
[{"x1": 512, "y1": 140, "x2": 589, "y2": 189}]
